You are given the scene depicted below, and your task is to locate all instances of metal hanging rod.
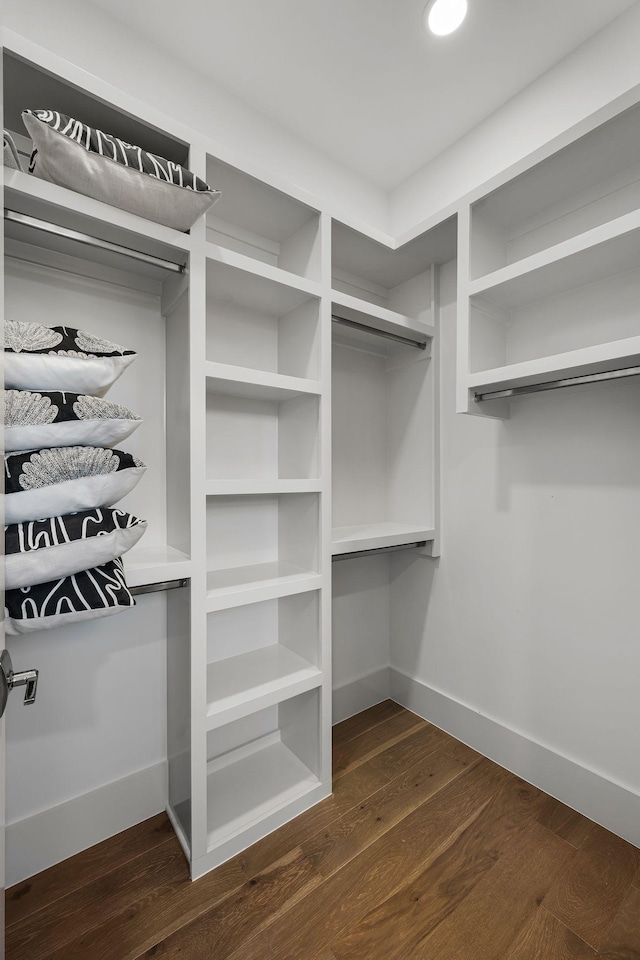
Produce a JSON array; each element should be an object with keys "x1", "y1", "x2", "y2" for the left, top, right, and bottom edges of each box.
[
  {"x1": 332, "y1": 314, "x2": 427, "y2": 350},
  {"x1": 332, "y1": 541, "x2": 427, "y2": 562},
  {"x1": 4, "y1": 209, "x2": 186, "y2": 274},
  {"x1": 130, "y1": 578, "x2": 189, "y2": 597},
  {"x1": 474, "y1": 364, "x2": 640, "y2": 403}
]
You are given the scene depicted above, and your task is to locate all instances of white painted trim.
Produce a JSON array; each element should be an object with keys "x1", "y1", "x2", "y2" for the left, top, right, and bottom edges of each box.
[
  {"x1": 332, "y1": 667, "x2": 391, "y2": 724},
  {"x1": 5, "y1": 761, "x2": 167, "y2": 887},
  {"x1": 390, "y1": 668, "x2": 640, "y2": 849}
]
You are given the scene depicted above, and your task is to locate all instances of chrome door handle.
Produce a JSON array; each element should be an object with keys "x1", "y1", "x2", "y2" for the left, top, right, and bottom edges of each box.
[{"x1": 0, "y1": 649, "x2": 39, "y2": 718}]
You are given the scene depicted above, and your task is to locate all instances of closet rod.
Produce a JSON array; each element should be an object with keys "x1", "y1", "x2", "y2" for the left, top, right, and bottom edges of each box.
[
  {"x1": 130, "y1": 578, "x2": 189, "y2": 597},
  {"x1": 474, "y1": 364, "x2": 640, "y2": 403},
  {"x1": 4, "y1": 209, "x2": 186, "y2": 274},
  {"x1": 332, "y1": 314, "x2": 427, "y2": 350},
  {"x1": 332, "y1": 541, "x2": 427, "y2": 562}
]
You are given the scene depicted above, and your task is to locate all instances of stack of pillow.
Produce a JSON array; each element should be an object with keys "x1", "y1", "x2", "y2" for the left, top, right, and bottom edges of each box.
[{"x1": 4, "y1": 320, "x2": 147, "y2": 634}]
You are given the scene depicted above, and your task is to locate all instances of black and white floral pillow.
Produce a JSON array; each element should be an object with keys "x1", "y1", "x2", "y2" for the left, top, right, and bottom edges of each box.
[
  {"x1": 5, "y1": 508, "x2": 147, "y2": 590},
  {"x1": 4, "y1": 321, "x2": 137, "y2": 396},
  {"x1": 5, "y1": 557, "x2": 135, "y2": 635},
  {"x1": 5, "y1": 446, "x2": 146, "y2": 524},
  {"x1": 4, "y1": 389, "x2": 142, "y2": 451}
]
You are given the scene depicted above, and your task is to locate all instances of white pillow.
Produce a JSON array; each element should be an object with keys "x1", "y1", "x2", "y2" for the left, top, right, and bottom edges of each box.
[
  {"x1": 5, "y1": 508, "x2": 147, "y2": 590},
  {"x1": 4, "y1": 321, "x2": 136, "y2": 396},
  {"x1": 23, "y1": 110, "x2": 220, "y2": 232},
  {"x1": 4, "y1": 389, "x2": 142, "y2": 452},
  {"x1": 5, "y1": 557, "x2": 135, "y2": 635},
  {"x1": 4, "y1": 446, "x2": 146, "y2": 525}
]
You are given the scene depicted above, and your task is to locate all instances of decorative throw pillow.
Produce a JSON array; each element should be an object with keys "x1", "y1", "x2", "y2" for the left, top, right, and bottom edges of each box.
[
  {"x1": 4, "y1": 446, "x2": 146, "y2": 525},
  {"x1": 4, "y1": 389, "x2": 142, "y2": 452},
  {"x1": 5, "y1": 508, "x2": 147, "y2": 590},
  {"x1": 4, "y1": 321, "x2": 136, "y2": 396},
  {"x1": 23, "y1": 110, "x2": 221, "y2": 232},
  {"x1": 5, "y1": 557, "x2": 135, "y2": 635}
]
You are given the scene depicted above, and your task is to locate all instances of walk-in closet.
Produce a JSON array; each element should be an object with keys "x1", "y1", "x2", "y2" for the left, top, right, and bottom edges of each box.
[{"x1": 2, "y1": 2, "x2": 640, "y2": 958}]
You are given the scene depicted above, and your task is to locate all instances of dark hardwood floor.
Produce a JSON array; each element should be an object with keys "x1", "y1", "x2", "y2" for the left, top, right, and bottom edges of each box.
[{"x1": 6, "y1": 702, "x2": 640, "y2": 960}]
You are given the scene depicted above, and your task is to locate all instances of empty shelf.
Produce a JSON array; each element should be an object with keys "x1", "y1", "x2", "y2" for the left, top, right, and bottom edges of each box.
[
  {"x1": 123, "y1": 544, "x2": 191, "y2": 588},
  {"x1": 332, "y1": 522, "x2": 435, "y2": 556},
  {"x1": 207, "y1": 734, "x2": 319, "y2": 850},
  {"x1": 468, "y1": 336, "x2": 640, "y2": 395},
  {"x1": 206, "y1": 646, "x2": 322, "y2": 728},
  {"x1": 206, "y1": 561, "x2": 322, "y2": 611},
  {"x1": 206, "y1": 479, "x2": 322, "y2": 496},
  {"x1": 205, "y1": 362, "x2": 321, "y2": 402}
]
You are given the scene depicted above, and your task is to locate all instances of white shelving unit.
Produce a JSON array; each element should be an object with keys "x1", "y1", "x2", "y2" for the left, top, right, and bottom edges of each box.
[
  {"x1": 1, "y1": 28, "x2": 446, "y2": 886},
  {"x1": 458, "y1": 98, "x2": 640, "y2": 417},
  {"x1": 2, "y1": 34, "x2": 331, "y2": 884},
  {"x1": 331, "y1": 223, "x2": 440, "y2": 558}
]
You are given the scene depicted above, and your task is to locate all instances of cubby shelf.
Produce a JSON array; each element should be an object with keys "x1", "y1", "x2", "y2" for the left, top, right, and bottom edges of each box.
[
  {"x1": 206, "y1": 647, "x2": 322, "y2": 729},
  {"x1": 332, "y1": 522, "x2": 435, "y2": 556},
  {"x1": 468, "y1": 336, "x2": 640, "y2": 395},
  {"x1": 331, "y1": 289, "x2": 433, "y2": 344},
  {"x1": 205, "y1": 361, "x2": 321, "y2": 402},
  {"x1": 206, "y1": 480, "x2": 322, "y2": 495},
  {"x1": 206, "y1": 563, "x2": 322, "y2": 612},
  {"x1": 206, "y1": 733, "x2": 320, "y2": 852},
  {"x1": 206, "y1": 242, "x2": 321, "y2": 303},
  {"x1": 469, "y1": 209, "x2": 640, "y2": 306},
  {"x1": 123, "y1": 545, "x2": 191, "y2": 588}
]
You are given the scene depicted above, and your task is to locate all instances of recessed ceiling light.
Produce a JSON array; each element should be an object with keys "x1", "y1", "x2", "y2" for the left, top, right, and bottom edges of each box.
[{"x1": 424, "y1": 0, "x2": 468, "y2": 36}]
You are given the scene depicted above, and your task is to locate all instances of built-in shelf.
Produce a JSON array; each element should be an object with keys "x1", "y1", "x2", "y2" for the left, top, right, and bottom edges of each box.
[
  {"x1": 331, "y1": 289, "x2": 432, "y2": 344},
  {"x1": 206, "y1": 562, "x2": 322, "y2": 612},
  {"x1": 205, "y1": 362, "x2": 321, "y2": 402},
  {"x1": 469, "y1": 210, "x2": 640, "y2": 307},
  {"x1": 331, "y1": 522, "x2": 435, "y2": 556},
  {"x1": 468, "y1": 336, "x2": 640, "y2": 395},
  {"x1": 206, "y1": 647, "x2": 322, "y2": 728},
  {"x1": 206, "y1": 154, "x2": 321, "y2": 282},
  {"x1": 206, "y1": 732, "x2": 320, "y2": 851},
  {"x1": 206, "y1": 242, "x2": 321, "y2": 301},
  {"x1": 469, "y1": 99, "x2": 640, "y2": 279},
  {"x1": 5, "y1": 169, "x2": 191, "y2": 279},
  {"x1": 122, "y1": 544, "x2": 191, "y2": 589},
  {"x1": 206, "y1": 479, "x2": 322, "y2": 496}
]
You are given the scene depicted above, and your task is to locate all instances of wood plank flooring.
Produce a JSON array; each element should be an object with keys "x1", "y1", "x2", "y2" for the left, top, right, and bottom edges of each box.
[{"x1": 6, "y1": 703, "x2": 640, "y2": 960}]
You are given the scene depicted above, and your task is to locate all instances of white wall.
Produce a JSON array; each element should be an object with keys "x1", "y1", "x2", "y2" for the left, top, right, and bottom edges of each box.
[
  {"x1": 0, "y1": 0, "x2": 388, "y2": 231},
  {"x1": 390, "y1": 260, "x2": 640, "y2": 799},
  {"x1": 391, "y1": 1, "x2": 640, "y2": 236}
]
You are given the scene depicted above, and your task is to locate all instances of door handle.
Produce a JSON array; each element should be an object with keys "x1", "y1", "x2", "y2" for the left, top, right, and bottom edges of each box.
[{"x1": 0, "y1": 649, "x2": 39, "y2": 718}]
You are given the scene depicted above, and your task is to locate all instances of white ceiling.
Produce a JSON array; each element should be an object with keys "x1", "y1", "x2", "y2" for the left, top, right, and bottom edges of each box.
[{"x1": 88, "y1": 0, "x2": 638, "y2": 189}]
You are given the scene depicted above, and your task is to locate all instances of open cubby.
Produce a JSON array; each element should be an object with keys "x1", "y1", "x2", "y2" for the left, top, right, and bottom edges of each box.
[
  {"x1": 468, "y1": 263, "x2": 640, "y2": 393},
  {"x1": 332, "y1": 218, "x2": 454, "y2": 322},
  {"x1": 206, "y1": 591, "x2": 321, "y2": 726},
  {"x1": 332, "y1": 324, "x2": 434, "y2": 554},
  {"x1": 206, "y1": 387, "x2": 320, "y2": 482},
  {"x1": 206, "y1": 689, "x2": 321, "y2": 852},
  {"x1": 470, "y1": 100, "x2": 640, "y2": 280},
  {"x1": 206, "y1": 257, "x2": 320, "y2": 379},
  {"x1": 206, "y1": 493, "x2": 320, "y2": 608},
  {"x1": 206, "y1": 155, "x2": 321, "y2": 280},
  {"x1": 4, "y1": 249, "x2": 192, "y2": 587}
]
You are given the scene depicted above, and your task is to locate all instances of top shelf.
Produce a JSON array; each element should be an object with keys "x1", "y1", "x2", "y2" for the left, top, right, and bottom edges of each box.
[
  {"x1": 470, "y1": 99, "x2": 640, "y2": 280},
  {"x1": 206, "y1": 154, "x2": 321, "y2": 282}
]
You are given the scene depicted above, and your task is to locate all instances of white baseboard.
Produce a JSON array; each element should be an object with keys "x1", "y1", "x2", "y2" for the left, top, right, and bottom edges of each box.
[
  {"x1": 6, "y1": 760, "x2": 167, "y2": 887},
  {"x1": 332, "y1": 667, "x2": 391, "y2": 724},
  {"x1": 390, "y1": 668, "x2": 640, "y2": 849}
]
